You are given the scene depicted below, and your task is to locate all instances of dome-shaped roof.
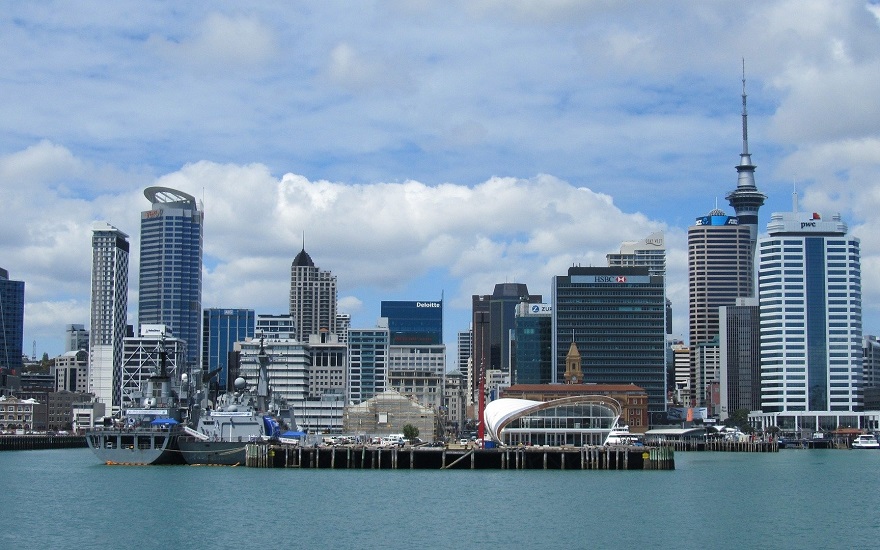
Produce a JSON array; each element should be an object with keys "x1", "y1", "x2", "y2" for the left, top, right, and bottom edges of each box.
[
  {"x1": 292, "y1": 248, "x2": 314, "y2": 267},
  {"x1": 708, "y1": 208, "x2": 727, "y2": 217}
]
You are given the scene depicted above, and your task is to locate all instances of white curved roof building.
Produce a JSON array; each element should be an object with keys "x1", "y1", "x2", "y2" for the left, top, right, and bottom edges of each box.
[{"x1": 484, "y1": 395, "x2": 622, "y2": 447}]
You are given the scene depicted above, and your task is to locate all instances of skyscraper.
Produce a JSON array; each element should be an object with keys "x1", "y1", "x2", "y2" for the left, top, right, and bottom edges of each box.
[
  {"x1": 607, "y1": 231, "x2": 666, "y2": 277},
  {"x1": 513, "y1": 302, "x2": 552, "y2": 385},
  {"x1": 552, "y1": 267, "x2": 666, "y2": 413},
  {"x1": 608, "y1": 231, "x2": 671, "y2": 336},
  {"x1": 289, "y1": 247, "x2": 337, "y2": 343},
  {"x1": 687, "y1": 73, "x2": 766, "y2": 412},
  {"x1": 687, "y1": 209, "x2": 753, "y2": 406},
  {"x1": 0, "y1": 267, "x2": 25, "y2": 393},
  {"x1": 347, "y1": 326, "x2": 390, "y2": 403},
  {"x1": 719, "y1": 298, "x2": 761, "y2": 420},
  {"x1": 138, "y1": 187, "x2": 203, "y2": 367},
  {"x1": 471, "y1": 283, "x2": 541, "y2": 403},
  {"x1": 64, "y1": 324, "x2": 89, "y2": 353},
  {"x1": 754, "y1": 199, "x2": 865, "y2": 431},
  {"x1": 88, "y1": 222, "x2": 129, "y2": 410},
  {"x1": 202, "y1": 308, "x2": 255, "y2": 392},
  {"x1": 381, "y1": 300, "x2": 443, "y2": 345}
]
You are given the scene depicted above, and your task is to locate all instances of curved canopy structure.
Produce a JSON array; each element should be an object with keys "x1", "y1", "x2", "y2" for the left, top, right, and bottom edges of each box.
[
  {"x1": 144, "y1": 186, "x2": 198, "y2": 207},
  {"x1": 484, "y1": 395, "x2": 622, "y2": 447}
]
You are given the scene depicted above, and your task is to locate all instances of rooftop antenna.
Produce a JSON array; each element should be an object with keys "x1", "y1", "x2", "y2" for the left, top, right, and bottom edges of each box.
[
  {"x1": 792, "y1": 181, "x2": 799, "y2": 213},
  {"x1": 741, "y1": 57, "x2": 749, "y2": 157}
]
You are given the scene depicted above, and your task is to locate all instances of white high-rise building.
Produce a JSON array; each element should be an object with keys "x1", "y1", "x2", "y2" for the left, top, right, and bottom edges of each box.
[
  {"x1": 753, "y1": 198, "x2": 872, "y2": 432},
  {"x1": 607, "y1": 231, "x2": 666, "y2": 277},
  {"x1": 347, "y1": 326, "x2": 390, "y2": 404},
  {"x1": 88, "y1": 222, "x2": 129, "y2": 412}
]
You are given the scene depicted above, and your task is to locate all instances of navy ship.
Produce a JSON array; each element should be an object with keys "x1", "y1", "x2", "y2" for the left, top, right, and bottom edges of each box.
[
  {"x1": 86, "y1": 343, "x2": 187, "y2": 465},
  {"x1": 178, "y1": 340, "x2": 292, "y2": 465}
]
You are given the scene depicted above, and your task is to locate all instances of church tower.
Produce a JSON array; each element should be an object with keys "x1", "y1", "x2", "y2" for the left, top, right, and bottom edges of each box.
[{"x1": 564, "y1": 340, "x2": 583, "y2": 384}]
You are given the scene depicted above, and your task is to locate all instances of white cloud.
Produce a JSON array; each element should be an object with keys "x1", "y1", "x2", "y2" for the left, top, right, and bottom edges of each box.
[{"x1": 148, "y1": 13, "x2": 277, "y2": 70}]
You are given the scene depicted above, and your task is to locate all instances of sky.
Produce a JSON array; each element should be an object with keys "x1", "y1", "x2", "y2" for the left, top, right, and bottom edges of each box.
[{"x1": 4, "y1": 1, "x2": 880, "y2": 365}]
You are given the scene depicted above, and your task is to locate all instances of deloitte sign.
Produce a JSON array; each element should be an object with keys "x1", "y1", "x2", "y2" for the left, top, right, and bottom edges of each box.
[{"x1": 416, "y1": 302, "x2": 441, "y2": 308}]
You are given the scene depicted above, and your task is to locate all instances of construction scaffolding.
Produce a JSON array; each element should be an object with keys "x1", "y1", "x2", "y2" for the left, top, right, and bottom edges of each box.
[{"x1": 343, "y1": 390, "x2": 437, "y2": 441}]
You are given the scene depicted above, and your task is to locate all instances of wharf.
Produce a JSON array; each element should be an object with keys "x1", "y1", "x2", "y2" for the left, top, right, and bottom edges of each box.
[
  {"x1": 245, "y1": 444, "x2": 674, "y2": 470},
  {"x1": 0, "y1": 434, "x2": 87, "y2": 451},
  {"x1": 657, "y1": 440, "x2": 778, "y2": 452}
]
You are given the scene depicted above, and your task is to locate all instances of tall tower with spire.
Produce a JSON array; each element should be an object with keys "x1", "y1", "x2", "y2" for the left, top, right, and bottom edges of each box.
[
  {"x1": 725, "y1": 61, "x2": 767, "y2": 249},
  {"x1": 289, "y1": 246, "x2": 337, "y2": 343}
]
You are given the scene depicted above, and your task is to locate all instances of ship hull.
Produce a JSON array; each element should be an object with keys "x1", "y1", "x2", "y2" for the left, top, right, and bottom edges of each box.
[
  {"x1": 178, "y1": 439, "x2": 247, "y2": 465},
  {"x1": 86, "y1": 429, "x2": 185, "y2": 465}
]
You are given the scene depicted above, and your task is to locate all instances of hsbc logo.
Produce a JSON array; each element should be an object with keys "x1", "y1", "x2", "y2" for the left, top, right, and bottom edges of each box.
[{"x1": 594, "y1": 276, "x2": 627, "y2": 283}]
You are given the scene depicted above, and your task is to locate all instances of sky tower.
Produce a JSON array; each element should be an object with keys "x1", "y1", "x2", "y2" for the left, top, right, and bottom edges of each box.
[{"x1": 725, "y1": 61, "x2": 767, "y2": 249}]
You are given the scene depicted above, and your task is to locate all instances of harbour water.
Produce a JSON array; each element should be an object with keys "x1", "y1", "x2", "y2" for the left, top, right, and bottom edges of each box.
[{"x1": 2, "y1": 447, "x2": 879, "y2": 549}]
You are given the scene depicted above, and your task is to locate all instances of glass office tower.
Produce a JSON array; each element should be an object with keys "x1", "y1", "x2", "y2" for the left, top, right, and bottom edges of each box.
[
  {"x1": 138, "y1": 187, "x2": 203, "y2": 367},
  {"x1": 202, "y1": 308, "x2": 255, "y2": 392}
]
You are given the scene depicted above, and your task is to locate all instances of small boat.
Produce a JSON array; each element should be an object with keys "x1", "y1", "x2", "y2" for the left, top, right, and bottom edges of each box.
[
  {"x1": 851, "y1": 434, "x2": 880, "y2": 449},
  {"x1": 604, "y1": 425, "x2": 643, "y2": 446}
]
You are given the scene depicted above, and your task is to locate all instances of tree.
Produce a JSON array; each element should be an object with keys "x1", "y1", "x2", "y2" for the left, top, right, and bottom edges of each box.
[
  {"x1": 402, "y1": 423, "x2": 419, "y2": 443},
  {"x1": 725, "y1": 409, "x2": 754, "y2": 433}
]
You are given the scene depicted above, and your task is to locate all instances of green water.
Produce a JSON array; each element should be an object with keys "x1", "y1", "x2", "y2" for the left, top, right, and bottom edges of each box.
[{"x1": 2, "y1": 448, "x2": 878, "y2": 549}]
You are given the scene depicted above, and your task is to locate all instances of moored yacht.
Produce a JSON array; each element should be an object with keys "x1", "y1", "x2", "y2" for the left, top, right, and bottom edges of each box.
[{"x1": 851, "y1": 434, "x2": 880, "y2": 449}]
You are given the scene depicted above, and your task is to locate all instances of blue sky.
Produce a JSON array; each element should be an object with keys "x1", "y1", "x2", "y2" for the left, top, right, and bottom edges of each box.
[{"x1": 3, "y1": 1, "x2": 880, "y2": 362}]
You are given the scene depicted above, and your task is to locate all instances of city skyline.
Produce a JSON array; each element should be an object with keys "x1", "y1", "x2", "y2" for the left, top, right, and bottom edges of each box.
[{"x1": 4, "y1": 3, "x2": 880, "y2": 359}]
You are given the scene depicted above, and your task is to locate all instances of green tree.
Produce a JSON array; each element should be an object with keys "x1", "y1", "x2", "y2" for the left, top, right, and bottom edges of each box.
[
  {"x1": 402, "y1": 423, "x2": 419, "y2": 443},
  {"x1": 725, "y1": 409, "x2": 754, "y2": 433}
]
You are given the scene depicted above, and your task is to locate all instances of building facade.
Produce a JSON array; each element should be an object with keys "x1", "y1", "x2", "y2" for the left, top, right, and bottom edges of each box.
[
  {"x1": 289, "y1": 248, "x2": 337, "y2": 343},
  {"x1": 754, "y1": 203, "x2": 863, "y2": 431},
  {"x1": 202, "y1": 308, "x2": 255, "y2": 392},
  {"x1": 64, "y1": 324, "x2": 89, "y2": 353},
  {"x1": 0, "y1": 267, "x2": 25, "y2": 394},
  {"x1": 347, "y1": 327, "x2": 390, "y2": 404},
  {"x1": 381, "y1": 300, "x2": 443, "y2": 345},
  {"x1": 719, "y1": 298, "x2": 761, "y2": 419},
  {"x1": 688, "y1": 210, "x2": 754, "y2": 403},
  {"x1": 138, "y1": 187, "x2": 203, "y2": 367},
  {"x1": 471, "y1": 283, "x2": 541, "y2": 404},
  {"x1": 514, "y1": 302, "x2": 553, "y2": 385},
  {"x1": 456, "y1": 327, "x2": 472, "y2": 409},
  {"x1": 551, "y1": 266, "x2": 666, "y2": 414},
  {"x1": 55, "y1": 350, "x2": 89, "y2": 393},
  {"x1": 387, "y1": 345, "x2": 446, "y2": 411},
  {"x1": 88, "y1": 222, "x2": 130, "y2": 411}
]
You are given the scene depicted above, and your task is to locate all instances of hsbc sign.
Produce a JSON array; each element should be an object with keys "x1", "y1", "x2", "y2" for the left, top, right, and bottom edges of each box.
[{"x1": 593, "y1": 275, "x2": 627, "y2": 283}]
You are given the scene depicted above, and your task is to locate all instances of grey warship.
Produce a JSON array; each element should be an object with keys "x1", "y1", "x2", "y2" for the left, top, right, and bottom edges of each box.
[
  {"x1": 85, "y1": 342, "x2": 187, "y2": 465},
  {"x1": 178, "y1": 340, "x2": 293, "y2": 465}
]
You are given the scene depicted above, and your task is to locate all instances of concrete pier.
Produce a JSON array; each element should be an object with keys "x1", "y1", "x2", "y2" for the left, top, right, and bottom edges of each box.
[{"x1": 245, "y1": 444, "x2": 675, "y2": 470}]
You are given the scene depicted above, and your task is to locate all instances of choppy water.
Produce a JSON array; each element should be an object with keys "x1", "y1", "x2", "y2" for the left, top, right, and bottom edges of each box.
[{"x1": 2, "y1": 447, "x2": 879, "y2": 549}]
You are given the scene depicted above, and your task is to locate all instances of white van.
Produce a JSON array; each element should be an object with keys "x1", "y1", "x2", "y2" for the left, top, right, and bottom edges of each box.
[{"x1": 380, "y1": 434, "x2": 405, "y2": 447}]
